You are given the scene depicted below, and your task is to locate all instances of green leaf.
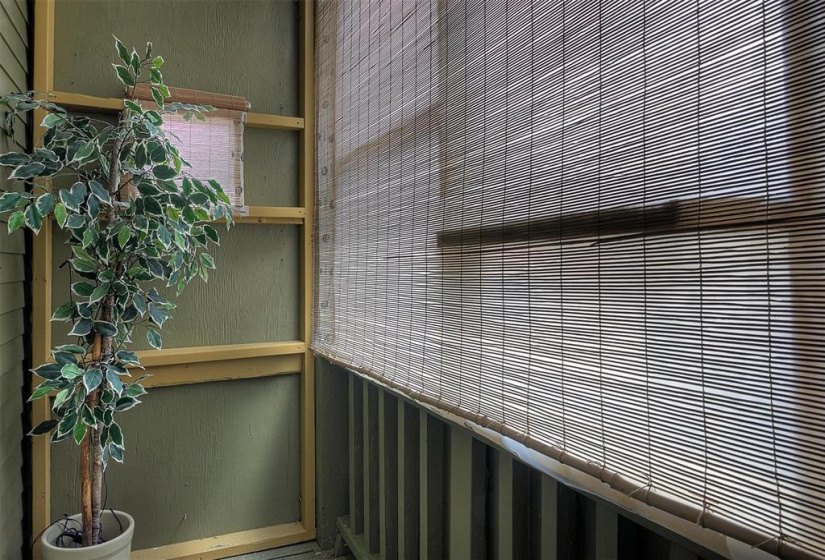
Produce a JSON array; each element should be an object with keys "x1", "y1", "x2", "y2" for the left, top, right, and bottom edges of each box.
[
  {"x1": 53, "y1": 387, "x2": 72, "y2": 410},
  {"x1": 151, "y1": 87, "x2": 164, "y2": 108},
  {"x1": 66, "y1": 214, "x2": 85, "y2": 229},
  {"x1": 115, "y1": 396, "x2": 139, "y2": 411},
  {"x1": 199, "y1": 253, "x2": 216, "y2": 269},
  {"x1": 40, "y1": 113, "x2": 65, "y2": 128},
  {"x1": 117, "y1": 225, "x2": 130, "y2": 248},
  {"x1": 71, "y1": 281, "x2": 95, "y2": 297},
  {"x1": 59, "y1": 188, "x2": 81, "y2": 211},
  {"x1": 116, "y1": 350, "x2": 140, "y2": 366},
  {"x1": 24, "y1": 205, "x2": 43, "y2": 233},
  {"x1": 83, "y1": 368, "x2": 103, "y2": 393},
  {"x1": 7, "y1": 211, "x2": 23, "y2": 234},
  {"x1": 110, "y1": 423, "x2": 124, "y2": 448},
  {"x1": 108, "y1": 373, "x2": 124, "y2": 396},
  {"x1": 32, "y1": 363, "x2": 62, "y2": 381},
  {"x1": 93, "y1": 321, "x2": 117, "y2": 337},
  {"x1": 53, "y1": 202, "x2": 68, "y2": 228},
  {"x1": 0, "y1": 152, "x2": 29, "y2": 166},
  {"x1": 147, "y1": 328, "x2": 162, "y2": 350},
  {"x1": 114, "y1": 36, "x2": 130, "y2": 65},
  {"x1": 125, "y1": 383, "x2": 147, "y2": 398},
  {"x1": 112, "y1": 64, "x2": 135, "y2": 87},
  {"x1": 152, "y1": 165, "x2": 176, "y2": 180},
  {"x1": 68, "y1": 318, "x2": 92, "y2": 337},
  {"x1": 70, "y1": 258, "x2": 96, "y2": 273},
  {"x1": 89, "y1": 180, "x2": 110, "y2": 205},
  {"x1": 51, "y1": 301, "x2": 74, "y2": 321},
  {"x1": 88, "y1": 282, "x2": 110, "y2": 303},
  {"x1": 73, "y1": 141, "x2": 95, "y2": 162},
  {"x1": 9, "y1": 162, "x2": 45, "y2": 179},
  {"x1": 73, "y1": 418, "x2": 87, "y2": 445},
  {"x1": 81, "y1": 404, "x2": 97, "y2": 427},
  {"x1": 133, "y1": 293, "x2": 146, "y2": 315},
  {"x1": 153, "y1": 55, "x2": 164, "y2": 67},
  {"x1": 56, "y1": 344, "x2": 86, "y2": 354},
  {"x1": 108, "y1": 442, "x2": 124, "y2": 463},
  {"x1": 148, "y1": 303, "x2": 171, "y2": 327},
  {"x1": 0, "y1": 192, "x2": 21, "y2": 212},
  {"x1": 35, "y1": 193, "x2": 54, "y2": 216},
  {"x1": 60, "y1": 363, "x2": 83, "y2": 380},
  {"x1": 29, "y1": 383, "x2": 55, "y2": 401},
  {"x1": 124, "y1": 99, "x2": 143, "y2": 113},
  {"x1": 29, "y1": 419, "x2": 58, "y2": 436}
]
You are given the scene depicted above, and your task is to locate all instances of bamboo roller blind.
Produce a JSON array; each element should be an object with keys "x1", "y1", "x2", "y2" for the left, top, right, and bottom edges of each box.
[
  {"x1": 133, "y1": 84, "x2": 247, "y2": 211},
  {"x1": 313, "y1": 0, "x2": 825, "y2": 556}
]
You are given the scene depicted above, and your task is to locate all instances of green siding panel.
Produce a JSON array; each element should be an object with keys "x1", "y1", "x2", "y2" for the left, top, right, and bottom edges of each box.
[
  {"x1": 53, "y1": 0, "x2": 297, "y2": 116},
  {"x1": 50, "y1": 376, "x2": 302, "y2": 550},
  {"x1": 0, "y1": 6, "x2": 27, "y2": 552},
  {"x1": 51, "y1": 224, "x2": 300, "y2": 349}
]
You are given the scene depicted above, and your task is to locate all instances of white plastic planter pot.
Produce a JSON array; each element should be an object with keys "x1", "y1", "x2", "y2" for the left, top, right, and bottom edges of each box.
[{"x1": 41, "y1": 511, "x2": 134, "y2": 560}]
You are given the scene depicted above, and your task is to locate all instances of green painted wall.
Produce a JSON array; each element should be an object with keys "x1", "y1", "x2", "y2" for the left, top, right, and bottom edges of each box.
[
  {"x1": 47, "y1": 0, "x2": 303, "y2": 549},
  {"x1": 51, "y1": 376, "x2": 302, "y2": 550},
  {"x1": 0, "y1": 0, "x2": 28, "y2": 558}
]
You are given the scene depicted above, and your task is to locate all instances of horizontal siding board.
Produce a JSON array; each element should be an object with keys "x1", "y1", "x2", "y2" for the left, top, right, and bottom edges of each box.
[
  {"x1": 0, "y1": 337, "x2": 23, "y2": 374},
  {"x1": 0, "y1": 309, "x2": 23, "y2": 346},
  {"x1": 0, "y1": 228, "x2": 25, "y2": 255},
  {"x1": 0, "y1": 2, "x2": 26, "y2": 67},
  {"x1": 0, "y1": 29, "x2": 25, "y2": 91},
  {"x1": 0, "y1": 283, "x2": 23, "y2": 314},
  {"x1": 0, "y1": 253, "x2": 24, "y2": 284}
]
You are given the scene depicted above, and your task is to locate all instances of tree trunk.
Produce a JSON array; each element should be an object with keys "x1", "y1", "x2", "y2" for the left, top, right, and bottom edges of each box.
[{"x1": 80, "y1": 334, "x2": 102, "y2": 546}]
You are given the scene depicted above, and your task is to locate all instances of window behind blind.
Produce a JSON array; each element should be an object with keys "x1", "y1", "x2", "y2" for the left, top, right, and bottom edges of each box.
[{"x1": 313, "y1": 0, "x2": 825, "y2": 556}]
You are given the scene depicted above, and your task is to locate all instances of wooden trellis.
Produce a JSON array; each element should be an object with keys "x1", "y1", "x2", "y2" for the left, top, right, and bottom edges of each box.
[{"x1": 29, "y1": 0, "x2": 316, "y2": 557}]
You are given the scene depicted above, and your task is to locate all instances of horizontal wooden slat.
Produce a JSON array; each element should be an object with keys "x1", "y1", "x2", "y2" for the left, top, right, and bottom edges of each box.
[
  {"x1": 135, "y1": 340, "x2": 306, "y2": 367},
  {"x1": 132, "y1": 521, "x2": 315, "y2": 560},
  {"x1": 246, "y1": 112, "x2": 305, "y2": 131},
  {"x1": 235, "y1": 206, "x2": 306, "y2": 225},
  {"x1": 133, "y1": 353, "x2": 303, "y2": 389},
  {"x1": 43, "y1": 91, "x2": 305, "y2": 131}
]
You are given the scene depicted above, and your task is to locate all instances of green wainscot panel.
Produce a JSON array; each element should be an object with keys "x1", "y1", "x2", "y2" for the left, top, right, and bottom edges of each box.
[
  {"x1": 50, "y1": 375, "x2": 302, "y2": 550},
  {"x1": 53, "y1": 0, "x2": 297, "y2": 116},
  {"x1": 51, "y1": 224, "x2": 300, "y2": 350}
]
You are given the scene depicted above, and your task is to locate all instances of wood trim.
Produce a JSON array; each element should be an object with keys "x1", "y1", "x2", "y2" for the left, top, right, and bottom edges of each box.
[
  {"x1": 43, "y1": 91, "x2": 305, "y2": 131},
  {"x1": 135, "y1": 353, "x2": 303, "y2": 389},
  {"x1": 135, "y1": 341, "x2": 306, "y2": 367},
  {"x1": 131, "y1": 522, "x2": 316, "y2": 560},
  {"x1": 31, "y1": 1, "x2": 56, "y2": 556},
  {"x1": 235, "y1": 205, "x2": 306, "y2": 225},
  {"x1": 298, "y1": 0, "x2": 317, "y2": 533},
  {"x1": 246, "y1": 112, "x2": 305, "y2": 131}
]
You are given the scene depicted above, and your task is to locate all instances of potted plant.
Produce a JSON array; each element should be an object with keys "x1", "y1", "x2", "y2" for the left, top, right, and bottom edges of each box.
[{"x1": 0, "y1": 37, "x2": 233, "y2": 558}]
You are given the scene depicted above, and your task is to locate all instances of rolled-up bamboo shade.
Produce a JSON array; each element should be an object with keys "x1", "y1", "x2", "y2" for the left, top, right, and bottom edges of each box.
[
  {"x1": 313, "y1": 1, "x2": 825, "y2": 558},
  {"x1": 132, "y1": 85, "x2": 247, "y2": 210}
]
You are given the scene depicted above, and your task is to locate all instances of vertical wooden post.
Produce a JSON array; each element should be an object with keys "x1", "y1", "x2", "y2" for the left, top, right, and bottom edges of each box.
[
  {"x1": 447, "y1": 426, "x2": 486, "y2": 560},
  {"x1": 490, "y1": 451, "x2": 514, "y2": 560},
  {"x1": 298, "y1": 0, "x2": 317, "y2": 533},
  {"x1": 595, "y1": 502, "x2": 619, "y2": 560},
  {"x1": 349, "y1": 374, "x2": 365, "y2": 534},
  {"x1": 538, "y1": 475, "x2": 558, "y2": 560},
  {"x1": 397, "y1": 402, "x2": 419, "y2": 560},
  {"x1": 363, "y1": 383, "x2": 380, "y2": 553},
  {"x1": 419, "y1": 410, "x2": 445, "y2": 560},
  {"x1": 379, "y1": 391, "x2": 398, "y2": 559},
  {"x1": 31, "y1": 1, "x2": 55, "y2": 557}
]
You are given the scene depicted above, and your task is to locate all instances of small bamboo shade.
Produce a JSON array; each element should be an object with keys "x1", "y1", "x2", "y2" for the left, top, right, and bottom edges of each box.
[
  {"x1": 132, "y1": 84, "x2": 247, "y2": 211},
  {"x1": 313, "y1": 1, "x2": 825, "y2": 559}
]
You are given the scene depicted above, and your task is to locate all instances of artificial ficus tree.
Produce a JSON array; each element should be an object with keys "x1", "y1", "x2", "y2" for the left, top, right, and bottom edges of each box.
[{"x1": 0, "y1": 38, "x2": 233, "y2": 546}]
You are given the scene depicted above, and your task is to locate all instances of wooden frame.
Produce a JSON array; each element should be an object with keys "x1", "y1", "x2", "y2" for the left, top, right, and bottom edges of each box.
[{"x1": 29, "y1": 0, "x2": 317, "y2": 557}]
